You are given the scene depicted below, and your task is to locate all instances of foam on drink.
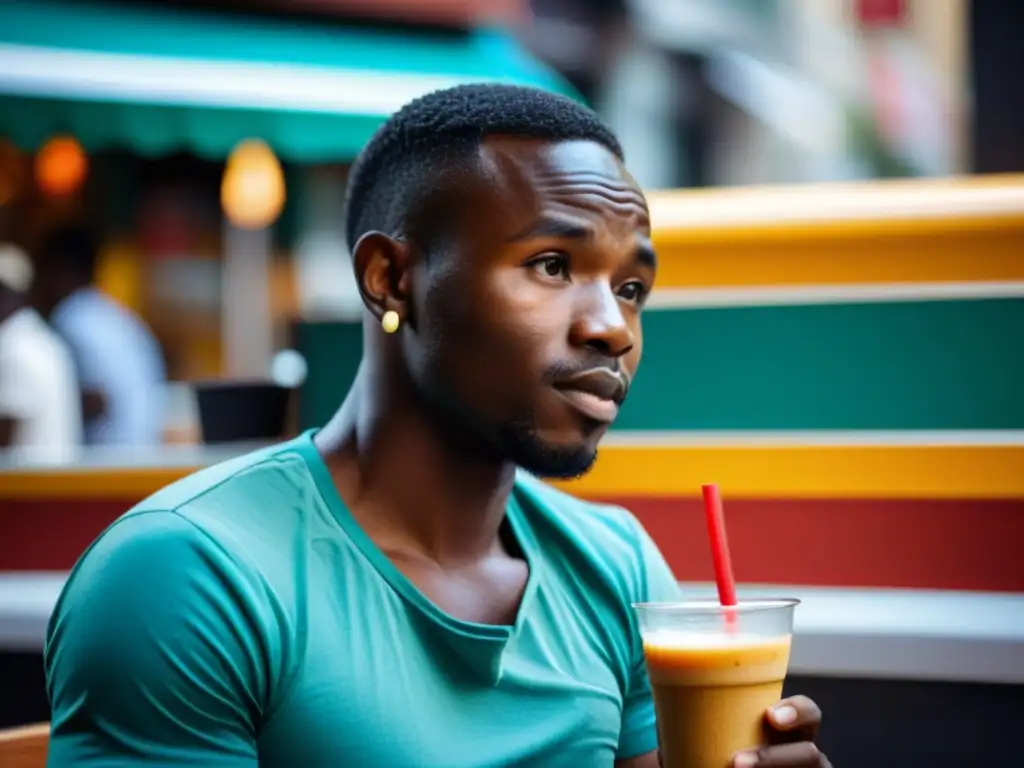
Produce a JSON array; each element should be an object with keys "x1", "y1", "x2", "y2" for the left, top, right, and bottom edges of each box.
[{"x1": 642, "y1": 630, "x2": 792, "y2": 686}]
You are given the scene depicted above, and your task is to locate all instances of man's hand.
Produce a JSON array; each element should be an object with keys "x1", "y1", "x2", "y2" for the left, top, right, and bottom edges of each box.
[{"x1": 733, "y1": 696, "x2": 831, "y2": 767}]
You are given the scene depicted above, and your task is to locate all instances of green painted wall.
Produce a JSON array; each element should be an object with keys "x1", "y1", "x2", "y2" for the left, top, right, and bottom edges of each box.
[
  {"x1": 295, "y1": 320, "x2": 364, "y2": 432},
  {"x1": 297, "y1": 298, "x2": 1024, "y2": 431}
]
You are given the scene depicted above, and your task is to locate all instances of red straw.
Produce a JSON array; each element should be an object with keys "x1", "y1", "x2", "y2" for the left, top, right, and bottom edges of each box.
[{"x1": 702, "y1": 483, "x2": 738, "y2": 630}]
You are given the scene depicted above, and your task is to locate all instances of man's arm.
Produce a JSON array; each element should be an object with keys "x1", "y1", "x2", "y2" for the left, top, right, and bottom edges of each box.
[{"x1": 45, "y1": 510, "x2": 269, "y2": 766}]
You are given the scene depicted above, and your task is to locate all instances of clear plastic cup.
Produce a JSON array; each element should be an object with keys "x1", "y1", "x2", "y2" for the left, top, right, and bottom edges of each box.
[{"x1": 633, "y1": 599, "x2": 800, "y2": 768}]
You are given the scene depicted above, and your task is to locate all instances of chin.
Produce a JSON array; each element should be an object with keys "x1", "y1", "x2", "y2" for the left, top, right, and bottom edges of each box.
[
  {"x1": 521, "y1": 449, "x2": 598, "y2": 480},
  {"x1": 495, "y1": 415, "x2": 607, "y2": 479},
  {"x1": 506, "y1": 434, "x2": 599, "y2": 479}
]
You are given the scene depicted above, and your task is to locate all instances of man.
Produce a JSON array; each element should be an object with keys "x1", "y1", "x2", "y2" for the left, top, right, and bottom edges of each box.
[
  {"x1": 0, "y1": 244, "x2": 81, "y2": 459},
  {"x1": 46, "y1": 85, "x2": 830, "y2": 767},
  {"x1": 35, "y1": 226, "x2": 166, "y2": 446}
]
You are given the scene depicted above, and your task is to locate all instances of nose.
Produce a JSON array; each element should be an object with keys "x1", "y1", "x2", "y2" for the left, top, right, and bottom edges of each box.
[{"x1": 569, "y1": 282, "x2": 635, "y2": 358}]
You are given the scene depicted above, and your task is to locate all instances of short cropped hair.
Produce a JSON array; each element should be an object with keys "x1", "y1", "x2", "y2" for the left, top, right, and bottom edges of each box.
[{"x1": 343, "y1": 83, "x2": 623, "y2": 252}]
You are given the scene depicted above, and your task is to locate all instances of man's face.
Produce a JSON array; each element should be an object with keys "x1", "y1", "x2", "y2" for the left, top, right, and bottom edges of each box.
[{"x1": 404, "y1": 138, "x2": 654, "y2": 478}]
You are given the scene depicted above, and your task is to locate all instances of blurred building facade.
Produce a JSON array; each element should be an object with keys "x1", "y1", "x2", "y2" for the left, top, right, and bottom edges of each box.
[
  {"x1": 0, "y1": 0, "x2": 1019, "y2": 441},
  {"x1": 0, "y1": 0, "x2": 557, "y2": 440},
  {"x1": 523, "y1": 0, "x2": 974, "y2": 189}
]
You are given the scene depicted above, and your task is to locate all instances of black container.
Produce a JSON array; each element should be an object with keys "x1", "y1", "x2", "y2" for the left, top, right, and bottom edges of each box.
[{"x1": 194, "y1": 381, "x2": 291, "y2": 444}]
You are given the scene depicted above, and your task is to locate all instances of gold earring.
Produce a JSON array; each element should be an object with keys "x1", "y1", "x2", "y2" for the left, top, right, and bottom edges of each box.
[{"x1": 381, "y1": 310, "x2": 400, "y2": 334}]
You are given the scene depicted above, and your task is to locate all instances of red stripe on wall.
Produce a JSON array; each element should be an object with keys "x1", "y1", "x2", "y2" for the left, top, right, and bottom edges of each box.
[
  {"x1": 606, "y1": 496, "x2": 1024, "y2": 593},
  {"x1": 1, "y1": 500, "x2": 127, "y2": 571},
  {"x1": 2, "y1": 496, "x2": 1023, "y2": 591}
]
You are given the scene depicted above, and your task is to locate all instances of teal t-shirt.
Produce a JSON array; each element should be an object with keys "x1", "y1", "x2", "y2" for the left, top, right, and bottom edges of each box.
[{"x1": 45, "y1": 432, "x2": 681, "y2": 767}]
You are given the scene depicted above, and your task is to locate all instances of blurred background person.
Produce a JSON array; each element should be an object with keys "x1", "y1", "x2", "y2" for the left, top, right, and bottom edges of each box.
[
  {"x1": 0, "y1": 243, "x2": 82, "y2": 457},
  {"x1": 35, "y1": 227, "x2": 167, "y2": 447}
]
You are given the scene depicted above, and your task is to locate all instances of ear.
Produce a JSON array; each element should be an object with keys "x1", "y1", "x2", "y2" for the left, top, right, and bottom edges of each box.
[{"x1": 351, "y1": 231, "x2": 412, "y2": 326}]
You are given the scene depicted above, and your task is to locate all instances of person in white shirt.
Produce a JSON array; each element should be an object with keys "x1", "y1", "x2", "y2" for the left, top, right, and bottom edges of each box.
[
  {"x1": 0, "y1": 244, "x2": 82, "y2": 459},
  {"x1": 36, "y1": 227, "x2": 167, "y2": 446}
]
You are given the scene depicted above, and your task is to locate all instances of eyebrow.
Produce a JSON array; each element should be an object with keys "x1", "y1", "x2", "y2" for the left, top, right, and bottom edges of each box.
[
  {"x1": 509, "y1": 215, "x2": 657, "y2": 269},
  {"x1": 507, "y1": 217, "x2": 593, "y2": 243},
  {"x1": 635, "y1": 243, "x2": 657, "y2": 270}
]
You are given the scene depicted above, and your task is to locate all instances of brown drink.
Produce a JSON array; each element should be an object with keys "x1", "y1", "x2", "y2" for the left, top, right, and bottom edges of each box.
[{"x1": 634, "y1": 600, "x2": 799, "y2": 768}]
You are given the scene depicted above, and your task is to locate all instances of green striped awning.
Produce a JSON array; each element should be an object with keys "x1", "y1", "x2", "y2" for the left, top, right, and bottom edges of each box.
[{"x1": 0, "y1": 0, "x2": 574, "y2": 161}]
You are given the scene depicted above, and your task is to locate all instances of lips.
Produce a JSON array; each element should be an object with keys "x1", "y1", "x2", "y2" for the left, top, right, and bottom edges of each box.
[{"x1": 553, "y1": 369, "x2": 626, "y2": 423}]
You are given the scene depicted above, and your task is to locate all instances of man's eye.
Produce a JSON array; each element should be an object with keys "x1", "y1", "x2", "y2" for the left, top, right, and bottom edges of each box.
[
  {"x1": 618, "y1": 281, "x2": 646, "y2": 302},
  {"x1": 529, "y1": 254, "x2": 570, "y2": 281}
]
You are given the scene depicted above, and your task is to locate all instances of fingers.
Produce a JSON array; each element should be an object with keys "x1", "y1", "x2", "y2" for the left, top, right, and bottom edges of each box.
[
  {"x1": 731, "y1": 694, "x2": 827, "y2": 766},
  {"x1": 766, "y1": 695, "x2": 822, "y2": 744},
  {"x1": 733, "y1": 742, "x2": 831, "y2": 767}
]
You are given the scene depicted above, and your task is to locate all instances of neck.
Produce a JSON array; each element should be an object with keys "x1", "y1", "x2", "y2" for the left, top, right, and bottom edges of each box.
[
  {"x1": 315, "y1": 361, "x2": 517, "y2": 565},
  {"x1": 59, "y1": 282, "x2": 89, "y2": 303},
  {"x1": 42, "y1": 283, "x2": 85, "y2": 319},
  {"x1": 0, "y1": 293, "x2": 24, "y2": 324}
]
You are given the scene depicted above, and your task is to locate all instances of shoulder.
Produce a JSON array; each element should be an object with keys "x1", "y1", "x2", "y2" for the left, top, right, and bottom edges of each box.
[
  {"x1": 55, "y1": 291, "x2": 160, "y2": 362},
  {"x1": 47, "y1": 499, "x2": 291, "y2": 691},
  {"x1": 0, "y1": 310, "x2": 63, "y2": 359},
  {"x1": 513, "y1": 471, "x2": 680, "y2": 605},
  {"x1": 122, "y1": 439, "x2": 317, "y2": 572},
  {"x1": 142, "y1": 438, "x2": 314, "y2": 518},
  {"x1": 46, "y1": 508, "x2": 256, "y2": 681},
  {"x1": 45, "y1": 510, "x2": 272, "y2": 757},
  {"x1": 24, "y1": 323, "x2": 77, "y2": 382},
  {"x1": 119, "y1": 436, "x2": 334, "y2": 595},
  {"x1": 52, "y1": 439, "x2": 322, "y2": 635},
  {"x1": 512, "y1": 471, "x2": 646, "y2": 586},
  {"x1": 514, "y1": 470, "x2": 639, "y2": 537},
  {"x1": 51, "y1": 508, "x2": 250, "y2": 623},
  {"x1": 0, "y1": 311, "x2": 76, "y2": 398},
  {"x1": 47, "y1": 440, "x2": 325, "y2": 689}
]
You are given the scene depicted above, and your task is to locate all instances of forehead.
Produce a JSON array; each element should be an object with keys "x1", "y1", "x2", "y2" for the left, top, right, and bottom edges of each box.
[{"x1": 466, "y1": 137, "x2": 649, "y2": 239}]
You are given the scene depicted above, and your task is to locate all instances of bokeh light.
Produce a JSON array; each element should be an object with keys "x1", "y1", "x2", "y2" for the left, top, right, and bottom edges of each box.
[
  {"x1": 220, "y1": 139, "x2": 286, "y2": 229},
  {"x1": 35, "y1": 135, "x2": 88, "y2": 197}
]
